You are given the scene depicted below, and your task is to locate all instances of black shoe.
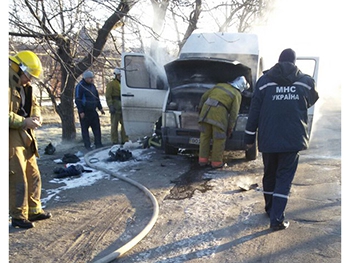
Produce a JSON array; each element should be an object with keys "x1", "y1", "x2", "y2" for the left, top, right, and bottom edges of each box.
[
  {"x1": 211, "y1": 165, "x2": 224, "y2": 169},
  {"x1": 29, "y1": 212, "x2": 52, "y2": 222},
  {"x1": 270, "y1": 221, "x2": 290, "y2": 231},
  {"x1": 85, "y1": 146, "x2": 92, "y2": 151},
  {"x1": 12, "y1": 218, "x2": 35, "y2": 229}
]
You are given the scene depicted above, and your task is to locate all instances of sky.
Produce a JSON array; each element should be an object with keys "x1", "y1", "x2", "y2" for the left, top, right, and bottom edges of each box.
[{"x1": 255, "y1": 0, "x2": 347, "y2": 88}]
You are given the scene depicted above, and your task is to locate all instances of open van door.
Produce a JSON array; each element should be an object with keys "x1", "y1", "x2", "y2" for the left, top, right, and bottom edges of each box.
[
  {"x1": 121, "y1": 53, "x2": 169, "y2": 140},
  {"x1": 295, "y1": 57, "x2": 319, "y2": 134}
]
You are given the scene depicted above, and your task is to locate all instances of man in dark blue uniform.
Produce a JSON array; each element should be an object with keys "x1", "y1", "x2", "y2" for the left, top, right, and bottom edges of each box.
[
  {"x1": 75, "y1": 70, "x2": 105, "y2": 150},
  {"x1": 245, "y1": 48, "x2": 319, "y2": 231}
]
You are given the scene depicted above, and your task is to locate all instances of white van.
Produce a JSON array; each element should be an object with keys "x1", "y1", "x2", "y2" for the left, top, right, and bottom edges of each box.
[{"x1": 120, "y1": 32, "x2": 319, "y2": 159}]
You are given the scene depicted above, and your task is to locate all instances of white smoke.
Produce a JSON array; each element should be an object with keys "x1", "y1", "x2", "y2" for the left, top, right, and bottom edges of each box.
[
  {"x1": 252, "y1": 0, "x2": 345, "y2": 134},
  {"x1": 254, "y1": 0, "x2": 345, "y2": 87}
]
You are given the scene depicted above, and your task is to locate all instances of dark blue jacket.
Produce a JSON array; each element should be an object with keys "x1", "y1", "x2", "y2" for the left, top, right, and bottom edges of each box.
[
  {"x1": 75, "y1": 79, "x2": 103, "y2": 114},
  {"x1": 244, "y1": 62, "x2": 319, "y2": 153}
]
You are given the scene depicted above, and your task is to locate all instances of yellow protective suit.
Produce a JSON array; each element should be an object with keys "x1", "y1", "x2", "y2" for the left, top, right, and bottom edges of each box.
[
  {"x1": 198, "y1": 83, "x2": 242, "y2": 168},
  {"x1": 9, "y1": 66, "x2": 44, "y2": 220},
  {"x1": 105, "y1": 78, "x2": 128, "y2": 144}
]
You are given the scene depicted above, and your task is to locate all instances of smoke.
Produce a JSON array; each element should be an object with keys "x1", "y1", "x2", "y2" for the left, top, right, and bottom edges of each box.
[
  {"x1": 254, "y1": 0, "x2": 345, "y2": 87},
  {"x1": 253, "y1": 0, "x2": 345, "y2": 139}
]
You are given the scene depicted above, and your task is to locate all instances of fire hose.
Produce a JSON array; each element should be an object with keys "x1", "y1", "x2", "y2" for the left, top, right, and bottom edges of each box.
[{"x1": 84, "y1": 146, "x2": 159, "y2": 263}]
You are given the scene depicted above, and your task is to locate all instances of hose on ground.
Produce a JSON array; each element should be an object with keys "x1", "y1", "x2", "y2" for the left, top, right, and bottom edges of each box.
[{"x1": 84, "y1": 146, "x2": 159, "y2": 263}]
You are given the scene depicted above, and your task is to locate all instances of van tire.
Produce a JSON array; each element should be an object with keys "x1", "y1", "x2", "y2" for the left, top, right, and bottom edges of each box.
[
  {"x1": 164, "y1": 143, "x2": 178, "y2": 155},
  {"x1": 245, "y1": 142, "x2": 258, "y2": 160}
]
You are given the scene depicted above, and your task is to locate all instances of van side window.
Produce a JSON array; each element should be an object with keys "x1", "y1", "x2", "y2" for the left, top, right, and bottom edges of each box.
[
  {"x1": 124, "y1": 55, "x2": 166, "y2": 90},
  {"x1": 295, "y1": 59, "x2": 317, "y2": 78}
]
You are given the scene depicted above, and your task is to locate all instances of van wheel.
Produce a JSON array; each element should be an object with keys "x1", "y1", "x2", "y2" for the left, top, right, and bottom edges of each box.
[
  {"x1": 245, "y1": 142, "x2": 258, "y2": 160},
  {"x1": 164, "y1": 143, "x2": 178, "y2": 155}
]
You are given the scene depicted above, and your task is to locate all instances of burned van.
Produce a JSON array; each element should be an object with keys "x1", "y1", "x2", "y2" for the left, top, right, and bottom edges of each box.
[{"x1": 120, "y1": 32, "x2": 319, "y2": 160}]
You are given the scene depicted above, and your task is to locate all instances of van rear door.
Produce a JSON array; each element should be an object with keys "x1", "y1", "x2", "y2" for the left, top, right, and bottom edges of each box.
[
  {"x1": 295, "y1": 56, "x2": 319, "y2": 133},
  {"x1": 121, "y1": 53, "x2": 169, "y2": 139},
  {"x1": 296, "y1": 56, "x2": 319, "y2": 84}
]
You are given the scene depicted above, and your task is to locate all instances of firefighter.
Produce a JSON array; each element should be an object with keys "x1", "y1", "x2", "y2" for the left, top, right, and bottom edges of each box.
[
  {"x1": 105, "y1": 68, "x2": 128, "y2": 145},
  {"x1": 9, "y1": 50, "x2": 52, "y2": 228},
  {"x1": 198, "y1": 76, "x2": 250, "y2": 168},
  {"x1": 244, "y1": 48, "x2": 319, "y2": 231}
]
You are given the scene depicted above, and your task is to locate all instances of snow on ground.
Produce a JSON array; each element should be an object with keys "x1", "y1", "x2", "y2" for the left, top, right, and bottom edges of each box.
[{"x1": 41, "y1": 141, "x2": 151, "y2": 207}]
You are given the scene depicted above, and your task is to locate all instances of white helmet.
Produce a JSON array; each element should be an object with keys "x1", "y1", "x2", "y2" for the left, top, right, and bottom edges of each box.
[
  {"x1": 114, "y1": 68, "x2": 121, "y2": 75},
  {"x1": 228, "y1": 76, "x2": 250, "y2": 92}
]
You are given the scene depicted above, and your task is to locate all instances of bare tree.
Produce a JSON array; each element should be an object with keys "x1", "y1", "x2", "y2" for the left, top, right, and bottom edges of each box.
[
  {"x1": 202, "y1": 0, "x2": 270, "y2": 33},
  {"x1": 9, "y1": 0, "x2": 137, "y2": 141},
  {"x1": 216, "y1": 0, "x2": 268, "y2": 32},
  {"x1": 174, "y1": 0, "x2": 202, "y2": 52},
  {"x1": 168, "y1": 0, "x2": 269, "y2": 54},
  {"x1": 9, "y1": 0, "x2": 271, "y2": 142}
]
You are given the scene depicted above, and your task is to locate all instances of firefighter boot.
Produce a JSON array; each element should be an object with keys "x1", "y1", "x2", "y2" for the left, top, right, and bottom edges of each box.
[{"x1": 12, "y1": 218, "x2": 35, "y2": 229}]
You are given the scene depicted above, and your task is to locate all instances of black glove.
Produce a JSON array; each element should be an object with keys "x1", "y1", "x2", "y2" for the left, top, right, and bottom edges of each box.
[
  {"x1": 109, "y1": 106, "x2": 116, "y2": 114},
  {"x1": 44, "y1": 142, "x2": 56, "y2": 155}
]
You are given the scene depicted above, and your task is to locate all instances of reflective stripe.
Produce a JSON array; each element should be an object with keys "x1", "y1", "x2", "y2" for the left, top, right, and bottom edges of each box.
[
  {"x1": 259, "y1": 81, "x2": 312, "y2": 91},
  {"x1": 215, "y1": 85, "x2": 234, "y2": 99},
  {"x1": 29, "y1": 205, "x2": 42, "y2": 214},
  {"x1": 213, "y1": 130, "x2": 226, "y2": 139},
  {"x1": 205, "y1": 97, "x2": 220, "y2": 107},
  {"x1": 273, "y1": 193, "x2": 289, "y2": 199},
  {"x1": 206, "y1": 119, "x2": 226, "y2": 131},
  {"x1": 263, "y1": 191, "x2": 289, "y2": 199},
  {"x1": 204, "y1": 98, "x2": 229, "y2": 112},
  {"x1": 199, "y1": 157, "x2": 208, "y2": 163},
  {"x1": 259, "y1": 82, "x2": 278, "y2": 90},
  {"x1": 245, "y1": 129, "x2": 256, "y2": 135},
  {"x1": 294, "y1": 81, "x2": 312, "y2": 90}
]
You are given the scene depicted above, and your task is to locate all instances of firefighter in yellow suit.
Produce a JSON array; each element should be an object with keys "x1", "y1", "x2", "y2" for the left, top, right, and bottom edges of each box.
[
  {"x1": 105, "y1": 68, "x2": 128, "y2": 145},
  {"x1": 198, "y1": 76, "x2": 250, "y2": 168},
  {"x1": 9, "y1": 50, "x2": 52, "y2": 229}
]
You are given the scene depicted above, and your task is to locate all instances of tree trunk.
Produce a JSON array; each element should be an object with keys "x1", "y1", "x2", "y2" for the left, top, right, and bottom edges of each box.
[
  {"x1": 56, "y1": 72, "x2": 77, "y2": 141},
  {"x1": 178, "y1": 0, "x2": 202, "y2": 52}
]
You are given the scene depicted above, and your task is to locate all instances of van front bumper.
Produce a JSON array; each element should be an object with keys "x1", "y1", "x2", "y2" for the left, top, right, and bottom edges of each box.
[{"x1": 161, "y1": 127, "x2": 246, "y2": 151}]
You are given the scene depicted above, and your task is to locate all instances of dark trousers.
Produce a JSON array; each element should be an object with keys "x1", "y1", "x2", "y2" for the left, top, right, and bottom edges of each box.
[
  {"x1": 262, "y1": 152, "x2": 299, "y2": 226},
  {"x1": 79, "y1": 110, "x2": 102, "y2": 148}
]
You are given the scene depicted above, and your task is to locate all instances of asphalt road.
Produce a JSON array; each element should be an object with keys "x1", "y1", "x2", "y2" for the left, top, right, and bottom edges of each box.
[{"x1": 113, "y1": 92, "x2": 341, "y2": 263}]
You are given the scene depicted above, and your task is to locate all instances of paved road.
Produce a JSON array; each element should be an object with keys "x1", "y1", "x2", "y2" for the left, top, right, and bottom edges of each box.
[{"x1": 112, "y1": 92, "x2": 341, "y2": 262}]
